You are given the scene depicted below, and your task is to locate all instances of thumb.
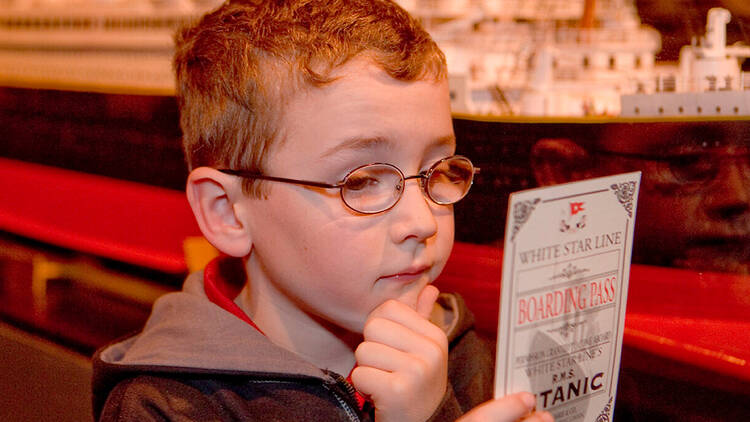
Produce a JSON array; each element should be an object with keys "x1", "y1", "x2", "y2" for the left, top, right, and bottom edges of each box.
[{"x1": 416, "y1": 284, "x2": 439, "y2": 319}]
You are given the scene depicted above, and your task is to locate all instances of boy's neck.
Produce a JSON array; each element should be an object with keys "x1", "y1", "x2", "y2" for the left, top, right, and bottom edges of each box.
[{"x1": 234, "y1": 267, "x2": 360, "y2": 376}]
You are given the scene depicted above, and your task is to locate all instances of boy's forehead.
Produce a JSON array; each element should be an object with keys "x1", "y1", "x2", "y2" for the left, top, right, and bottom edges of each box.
[
  {"x1": 319, "y1": 134, "x2": 456, "y2": 158},
  {"x1": 282, "y1": 58, "x2": 451, "y2": 134}
]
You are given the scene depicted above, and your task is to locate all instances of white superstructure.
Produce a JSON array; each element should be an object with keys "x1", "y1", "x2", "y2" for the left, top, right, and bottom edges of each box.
[
  {"x1": 620, "y1": 8, "x2": 750, "y2": 118},
  {"x1": 399, "y1": 0, "x2": 662, "y2": 117},
  {"x1": 0, "y1": 0, "x2": 221, "y2": 94},
  {"x1": 1, "y1": 1, "x2": 747, "y2": 117}
]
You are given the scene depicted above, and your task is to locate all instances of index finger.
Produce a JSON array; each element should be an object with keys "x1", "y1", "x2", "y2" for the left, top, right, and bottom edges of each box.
[
  {"x1": 416, "y1": 284, "x2": 439, "y2": 319},
  {"x1": 366, "y1": 299, "x2": 445, "y2": 347}
]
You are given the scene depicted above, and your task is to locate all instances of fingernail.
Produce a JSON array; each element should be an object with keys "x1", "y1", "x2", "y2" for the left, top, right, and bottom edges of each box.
[
  {"x1": 520, "y1": 392, "x2": 536, "y2": 409},
  {"x1": 538, "y1": 411, "x2": 554, "y2": 422}
]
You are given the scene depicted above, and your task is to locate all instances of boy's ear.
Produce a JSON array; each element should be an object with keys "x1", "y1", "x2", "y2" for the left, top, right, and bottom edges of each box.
[
  {"x1": 530, "y1": 138, "x2": 594, "y2": 186},
  {"x1": 186, "y1": 167, "x2": 252, "y2": 257}
]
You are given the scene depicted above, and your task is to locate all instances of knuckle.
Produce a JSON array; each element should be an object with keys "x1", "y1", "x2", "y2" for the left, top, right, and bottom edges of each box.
[
  {"x1": 350, "y1": 365, "x2": 362, "y2": 379},
  {"x1": 435, "y1": 333, "x2": 449, "y2": 353},
  {"x1": 423, "y1": 325, "x2": 448, "y2": 349},
  {"x1": 528, "y1": 413, "x2": 550, "y2": 422},
  {"x1": 349, "y1": 366, "x2": 368, "y2": 389},
  {"x1": 362, "y1": 317, "x2": 383, "y2": 338},
  {"x1": 380, "y1": 299, "x2": 401, "y2": 313},
  {"x1": 423, "y1": 338, "x2": 447, "y2": 364},
  {"x1": 405, "y1": 357, "x2": 430, "y2": 379},
  {"x1": 416, "y1": 360, "x2": 431, "y2": 378},
  {"x1": 389, "y1": 376, "x2": 413, "y2": 397},
  {"x1": 510, "y1": 394, "x2": 526, "y2": 409},
  {"x1": 354, "y1": 342, "x2": 370, "y2": 359}
]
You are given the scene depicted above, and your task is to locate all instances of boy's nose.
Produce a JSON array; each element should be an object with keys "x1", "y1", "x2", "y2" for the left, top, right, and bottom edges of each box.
[
  {"x1": 389, "y1": 179, "x2": 439, "y2": 243},
  {"x1": 702, "y1": 160, "x2": 750, "y2": 221}
]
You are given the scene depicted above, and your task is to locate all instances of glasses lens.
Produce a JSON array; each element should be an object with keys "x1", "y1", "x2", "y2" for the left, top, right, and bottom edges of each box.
[
  {"x1": 426, "y1": 156, "x2": 475, "y2": 204},
  {"x1": 342, "y1": 164, "x2": 403, "y2": 213}
]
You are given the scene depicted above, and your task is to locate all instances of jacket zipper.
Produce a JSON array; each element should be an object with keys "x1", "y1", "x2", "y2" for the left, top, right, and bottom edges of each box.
[
  {"x1": 325, "y1": 372, "x2": 362, "y2": 422},
  {"x1": 245, "y1": 376, "x2": 361, "y2": 421}
]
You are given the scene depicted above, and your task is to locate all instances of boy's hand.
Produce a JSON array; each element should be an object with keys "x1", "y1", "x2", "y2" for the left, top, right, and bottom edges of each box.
[
  {"x1": 351, "y1": 285, "x2": 447, "y2": 422},
  {"x1": 456, "y1": 392, "x2": 554, "y2": 422}
]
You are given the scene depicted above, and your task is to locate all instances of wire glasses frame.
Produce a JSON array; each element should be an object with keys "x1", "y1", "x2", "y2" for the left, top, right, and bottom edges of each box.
[{"x1": 218, "y1": 155, "x2": 479, "y2": 214}]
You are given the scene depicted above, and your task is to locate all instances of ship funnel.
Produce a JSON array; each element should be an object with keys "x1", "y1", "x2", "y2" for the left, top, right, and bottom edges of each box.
[
  {"x1": 689, "y1": 7, "x2": 741, "y2": 92},
  {"x1": 703, "y1": 8, "x2": 730, "y2": 58}
]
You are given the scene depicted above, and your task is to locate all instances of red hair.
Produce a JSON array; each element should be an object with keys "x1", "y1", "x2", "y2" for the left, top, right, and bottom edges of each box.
[{"x1": 174, "y1": 0, "x2": 446, "y2": 194}]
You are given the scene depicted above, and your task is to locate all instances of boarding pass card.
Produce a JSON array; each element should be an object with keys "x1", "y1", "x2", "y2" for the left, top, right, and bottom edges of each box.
[{"x1": 495, "y1": 172, "x2": 641, "y2": 422}]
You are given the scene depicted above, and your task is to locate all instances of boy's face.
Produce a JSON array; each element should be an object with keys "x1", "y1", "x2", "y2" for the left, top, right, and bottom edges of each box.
[{"x1": 240, "y1": 60, "x2": 456, "y2": 333}]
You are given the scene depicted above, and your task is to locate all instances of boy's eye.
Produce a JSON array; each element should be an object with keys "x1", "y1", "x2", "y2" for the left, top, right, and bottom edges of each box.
[
  {"x1": 428, "y1": 159, "x2": 472, "y2": 185},
  {"x1": 344, "y1": 164, "x2": 402, "y2": 192},
  {"x1": 345, "y1": 174, "x2": 380, "y2": 191},
  {"x1": 442, "y1": 162, "x2": 471, "y2": 182}
]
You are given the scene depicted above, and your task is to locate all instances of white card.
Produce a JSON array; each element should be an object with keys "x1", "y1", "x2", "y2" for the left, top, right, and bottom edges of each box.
[{"x1": 494, "y1": 172, "x2": 641, "y2": 422}]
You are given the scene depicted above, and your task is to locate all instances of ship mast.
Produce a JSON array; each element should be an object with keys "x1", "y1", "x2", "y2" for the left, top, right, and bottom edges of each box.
[
  {"x1": 579, "y1": 0, "x2": 596, "y2": 45},
  {"x1": 581, "y1": 0, "x2": 596, "y2": 29}
]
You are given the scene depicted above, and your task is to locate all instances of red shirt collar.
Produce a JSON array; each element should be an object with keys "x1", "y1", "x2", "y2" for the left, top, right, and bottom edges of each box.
[
  {"x1": 202, "y1": 256, "x2": 368, "y2": 410},
  {"x1": 203, "y1": 256, "x2": 264, "y2": 335}
]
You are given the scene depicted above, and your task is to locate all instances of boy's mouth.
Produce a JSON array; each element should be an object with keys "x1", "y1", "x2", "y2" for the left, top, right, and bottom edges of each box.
[{"x1": 379, "y1": 265, "x2": 431, "y2": 283}]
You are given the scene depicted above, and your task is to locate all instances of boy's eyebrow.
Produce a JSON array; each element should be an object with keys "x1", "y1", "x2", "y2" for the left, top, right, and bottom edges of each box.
[
  {"x1": 320, "y1": 134, "x2": 456, "y2": 158},
  {"x1": 428, "y1": 134, "x2": 458, "y2": 151},
  {"x1": 320, "y1": 136, "x2": 395, "y2": 158}
]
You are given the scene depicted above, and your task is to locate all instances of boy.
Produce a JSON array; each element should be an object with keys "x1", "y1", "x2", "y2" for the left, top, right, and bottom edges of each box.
[{"x1": 92, "y1": 1, "x2": 553, "y2": 421}]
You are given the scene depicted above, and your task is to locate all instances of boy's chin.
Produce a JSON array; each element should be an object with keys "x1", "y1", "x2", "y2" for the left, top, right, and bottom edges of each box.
[{"x1": 330, "y1": 288, "x2": 430, "y2": 334}]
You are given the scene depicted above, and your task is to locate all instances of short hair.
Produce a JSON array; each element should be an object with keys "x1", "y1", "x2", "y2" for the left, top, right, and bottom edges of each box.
[{"x1": 174, "y1": 0, "x2": 447, "y2": 195}]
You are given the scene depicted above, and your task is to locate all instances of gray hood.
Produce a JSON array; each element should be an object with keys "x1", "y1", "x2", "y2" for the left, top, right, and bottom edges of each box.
[
  {"x1": 98, "y1": 270, "x2": 328, "y2": 379},
  {"x1": 92, "y1": 267, "x2": 475, "y2": 421},
  {"x1": 97, "y1": 270, "x2": 464, "y2": 379}
]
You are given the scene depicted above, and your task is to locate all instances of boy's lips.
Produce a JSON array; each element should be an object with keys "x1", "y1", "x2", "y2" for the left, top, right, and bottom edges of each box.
[{"x1": 379, "y1": 265, "x2": 431, "y2": 282}]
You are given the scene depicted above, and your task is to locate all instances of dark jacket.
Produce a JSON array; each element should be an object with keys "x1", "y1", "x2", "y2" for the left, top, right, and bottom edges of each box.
[{"x1": 92, "y1": 266, "x2": 495, "y2": 421}]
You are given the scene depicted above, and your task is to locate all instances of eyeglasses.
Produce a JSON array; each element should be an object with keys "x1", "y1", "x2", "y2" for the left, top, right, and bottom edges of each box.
[
  {"x1": 218, "y1": 155, "x2": 479, "y2": 214},
  {"x1": 595, "y1": 146, "x2": 750, "y2": 186}
]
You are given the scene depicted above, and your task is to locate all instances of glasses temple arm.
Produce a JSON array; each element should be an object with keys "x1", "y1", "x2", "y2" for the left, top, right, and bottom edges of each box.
[{"x1": 216, "y1": 169, "x2": 343, "y2": 189}]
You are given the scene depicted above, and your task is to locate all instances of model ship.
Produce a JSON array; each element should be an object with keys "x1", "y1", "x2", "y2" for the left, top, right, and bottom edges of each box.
[
  {"x1": 0, "y1": 0, "x2": 221, "y2": 95},
  {"x1": 1, "y1": 0, "x2": 747, "y2": 116},
  {"x1": 405, "y1": 0, "x2": 661, "y2": 116},
  {"x1": 402, "y1": 0, "x2": 750, "y2": 118},
  {"x1": 620, "y1": 7, "x2": 750, "y2": 118}
]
